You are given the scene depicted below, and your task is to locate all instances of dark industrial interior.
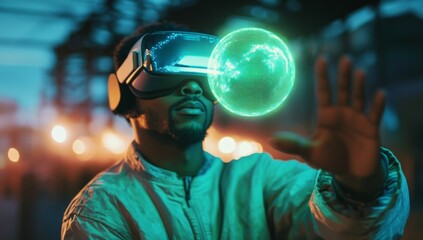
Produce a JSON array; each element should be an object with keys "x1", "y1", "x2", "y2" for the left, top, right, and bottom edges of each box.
[{"x1": 0, "y1": 0, "x2": 422, "y2": 238}]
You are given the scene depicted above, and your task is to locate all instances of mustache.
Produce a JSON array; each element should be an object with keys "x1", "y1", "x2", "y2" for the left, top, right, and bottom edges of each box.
[{"x1": 169, "y1": 96, "x2": 207, "y2": 112}]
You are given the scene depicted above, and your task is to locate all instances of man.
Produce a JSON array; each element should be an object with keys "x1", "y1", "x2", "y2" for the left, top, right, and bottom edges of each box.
[{"x1": 62, "y1": 22, "x2": 409, "y2": 239}]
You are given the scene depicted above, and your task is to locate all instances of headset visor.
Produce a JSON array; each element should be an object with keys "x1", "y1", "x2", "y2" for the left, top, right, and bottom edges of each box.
[
  {"x1": 142, "y1": 31, "x2": 219, "y2": 75},
  {"x1": 115, "y1": 31, "x2": 219, "y2": 99}
]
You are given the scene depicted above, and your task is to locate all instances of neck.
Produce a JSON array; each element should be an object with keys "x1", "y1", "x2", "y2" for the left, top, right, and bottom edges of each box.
[{"x1": 133, "y1": 129, "x2": 205, "y2": 177}]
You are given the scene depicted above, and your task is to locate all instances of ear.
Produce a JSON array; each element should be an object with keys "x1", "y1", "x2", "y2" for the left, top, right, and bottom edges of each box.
[{"x1": 108, "y1": 73, "x2": 122, "y2": 113}]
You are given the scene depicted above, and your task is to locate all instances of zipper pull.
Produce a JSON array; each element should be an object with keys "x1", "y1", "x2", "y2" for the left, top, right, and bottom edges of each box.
[{"x1": 183, "y1": 177, "x2": 192, "y2": 208}]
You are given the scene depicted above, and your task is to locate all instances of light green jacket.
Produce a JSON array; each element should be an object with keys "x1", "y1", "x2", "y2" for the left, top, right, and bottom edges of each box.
[{"x1": 62, "y1": 143, "x2": 409, "y2": 239}]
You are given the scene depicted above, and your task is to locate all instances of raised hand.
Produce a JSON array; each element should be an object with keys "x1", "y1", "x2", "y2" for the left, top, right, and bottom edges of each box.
[{"x1": 270, "y1": 56, "x2": 386, "y2": 198}]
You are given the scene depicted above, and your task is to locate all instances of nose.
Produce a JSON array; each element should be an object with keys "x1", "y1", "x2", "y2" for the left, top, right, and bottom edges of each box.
[{"x1": 180, "y1": 81, "x2": 203, "y2": 97}]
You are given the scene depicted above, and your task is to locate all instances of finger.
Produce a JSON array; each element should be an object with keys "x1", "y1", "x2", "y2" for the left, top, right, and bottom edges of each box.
[
  {"x1": 337, "y1": 56, "x2": 352, "y2": 106},
  {"x1": 368, "y1": 90, "x2": 386, "y2": 126},
  {"x1": 352, "y1": 70, "x2": 365, "y2": 112},
  {"x1": 269, "y1": 132, "x2": 311, "y2": 159},
  {"x1": 315, "y1": 57, "x2": 331, "y2": 107}
]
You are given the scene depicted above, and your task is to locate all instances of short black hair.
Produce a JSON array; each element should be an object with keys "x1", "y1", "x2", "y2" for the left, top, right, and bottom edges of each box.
[{"x1": 112, "y1": 21, "x2": 191, "y2": 120}]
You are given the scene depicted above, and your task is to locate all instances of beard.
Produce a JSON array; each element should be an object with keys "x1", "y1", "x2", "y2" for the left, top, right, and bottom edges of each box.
[
  {"x1": 168, "y1": 120, "x2": 208, "y2": 146},
  {"x1": 142, "y1": 98, "x2": 212, "y2": 146}
]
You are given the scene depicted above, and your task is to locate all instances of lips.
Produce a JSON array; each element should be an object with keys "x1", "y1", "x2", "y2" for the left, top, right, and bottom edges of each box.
[{"x1": 175, "y1": 101, "x2": 205, "y2": 115}]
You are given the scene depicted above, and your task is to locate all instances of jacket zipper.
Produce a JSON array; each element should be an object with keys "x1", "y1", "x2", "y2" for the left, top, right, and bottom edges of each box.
[
  {"x1": 183, "y1": 176, "x2": 192, "y2": 207},
  {"x1": 182, "y1": 177, "x2": 207, "y2": 239}
]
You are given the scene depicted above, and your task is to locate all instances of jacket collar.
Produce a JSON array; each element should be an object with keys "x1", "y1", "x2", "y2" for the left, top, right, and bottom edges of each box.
[{"x1": 124, "y1": 141, "x2": 216, "y2": 182}]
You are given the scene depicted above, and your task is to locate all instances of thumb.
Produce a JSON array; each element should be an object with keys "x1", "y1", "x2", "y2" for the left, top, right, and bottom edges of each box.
[{"x1": 269, "y1": 132, "x2": 312, "y2": 159}]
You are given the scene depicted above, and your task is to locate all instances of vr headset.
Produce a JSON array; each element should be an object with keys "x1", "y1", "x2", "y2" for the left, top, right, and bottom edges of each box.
[{"x1": 108, "y1": 31, "x2": 220, "y2": 114}]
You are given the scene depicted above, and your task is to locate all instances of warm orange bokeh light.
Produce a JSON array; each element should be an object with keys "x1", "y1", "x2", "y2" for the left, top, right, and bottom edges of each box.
[
  {"x1": 51, "y1": 125, "x2": 67, "y2": 143},
  {"x1": 234, "y1": 140, "x2": 263, "y2": 159},
  {"x1": 72, "y1": 139, "x2": 86, "y2": 155},
  {"x1": 101, "y1": 131, "x2": 126, "y2": 154},
  {"x1": 8, "y1": 147, "x2": 20, "y2": 162},
  {"x1": 218, "y1": 136, "x2": 236, "y2": 154}
]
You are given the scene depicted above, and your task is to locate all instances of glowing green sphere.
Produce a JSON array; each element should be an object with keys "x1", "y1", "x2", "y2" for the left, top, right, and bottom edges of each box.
[{"x1": 208, "y1": 28, "x2": 295, "y2": 117}]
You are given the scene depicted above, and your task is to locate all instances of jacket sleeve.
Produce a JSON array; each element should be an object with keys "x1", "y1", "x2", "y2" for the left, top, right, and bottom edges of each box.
[
  {"x1": 62, "y1": 214, "x2": 128, "y2": 240},
  {"x1": 61, "y1": 187, "x2": 133, "y2": 240},
  {"x1": 309, "y1": 147, "x2": 409, "y2": 239},
  {"x1": 263, "y1": 147, "x2": 409, "y2": 239}
]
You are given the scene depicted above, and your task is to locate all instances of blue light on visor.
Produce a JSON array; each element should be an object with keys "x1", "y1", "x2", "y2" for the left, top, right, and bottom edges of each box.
[{"x1": 115, "y1": 31, "x2": 220, "y2": 99}]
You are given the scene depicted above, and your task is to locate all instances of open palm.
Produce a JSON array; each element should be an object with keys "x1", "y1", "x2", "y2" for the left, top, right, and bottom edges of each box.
[{"x1": 270, "y1": 56, "x2": 385, "y2": 182}]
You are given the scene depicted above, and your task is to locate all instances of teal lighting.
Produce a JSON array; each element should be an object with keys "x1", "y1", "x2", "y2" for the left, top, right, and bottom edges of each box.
[
  {"x1": 208, "y1": 28, "x2": 295, "y2": 117},
  {"x1": 177, "y1": 56, "x2": 210, "y2": 67}
]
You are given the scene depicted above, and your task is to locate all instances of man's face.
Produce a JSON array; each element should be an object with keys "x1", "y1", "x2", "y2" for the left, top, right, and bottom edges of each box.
[{"x1": 135, "y1": 80, "x2": 214, "y2": 145}]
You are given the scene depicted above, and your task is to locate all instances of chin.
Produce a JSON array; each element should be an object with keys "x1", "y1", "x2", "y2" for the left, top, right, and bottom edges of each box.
[{"x1": 170, "y1": 123, "x2": 207, "y2": 145}]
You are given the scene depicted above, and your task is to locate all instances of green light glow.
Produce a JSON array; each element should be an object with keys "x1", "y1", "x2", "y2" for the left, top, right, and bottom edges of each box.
[{"x1": 208, "y1": 28, "x2": 295, "y2": 117}]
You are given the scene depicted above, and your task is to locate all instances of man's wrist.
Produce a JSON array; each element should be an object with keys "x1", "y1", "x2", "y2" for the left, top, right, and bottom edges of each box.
[{"x1": 333, "y1": 154, "x2": 388, "y2": 202}]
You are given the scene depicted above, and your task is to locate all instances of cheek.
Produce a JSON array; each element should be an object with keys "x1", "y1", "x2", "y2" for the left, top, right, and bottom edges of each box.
[
  {"x1": 151, "y1": 104, "x2": 171, "y2": 123},
  {"x1": 139, "y1": 98, "x2": 173, "y2": 115},
  {"x1": 137, "y1": 100, "x2": 173, "y2": 128}
]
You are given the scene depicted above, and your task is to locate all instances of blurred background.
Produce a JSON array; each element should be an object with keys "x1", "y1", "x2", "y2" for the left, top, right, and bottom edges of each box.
[{"x1": 0, "y1": 0, "x2": 422, "y2": 239}]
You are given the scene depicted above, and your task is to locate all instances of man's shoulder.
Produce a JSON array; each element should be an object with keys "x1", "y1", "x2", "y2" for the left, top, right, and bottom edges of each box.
[
  {"x1": 63, "y1": 160, "x2": 134, "y2": 218},
  {"x1": 205, "y1": 151, "x2": 272, "y2": 169},
  {"x1": 62, "y1": 160, "x2": 139, "y2": 238},
  {"x1": 226, "y1": 151, "x2": 299, "y2": 166},
  {"x1": 221, "y1": 151, "x2": 312, "y2": 174},
  {"x1": 86, "y1": 160, "x2": 133, "y2": 192}
]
